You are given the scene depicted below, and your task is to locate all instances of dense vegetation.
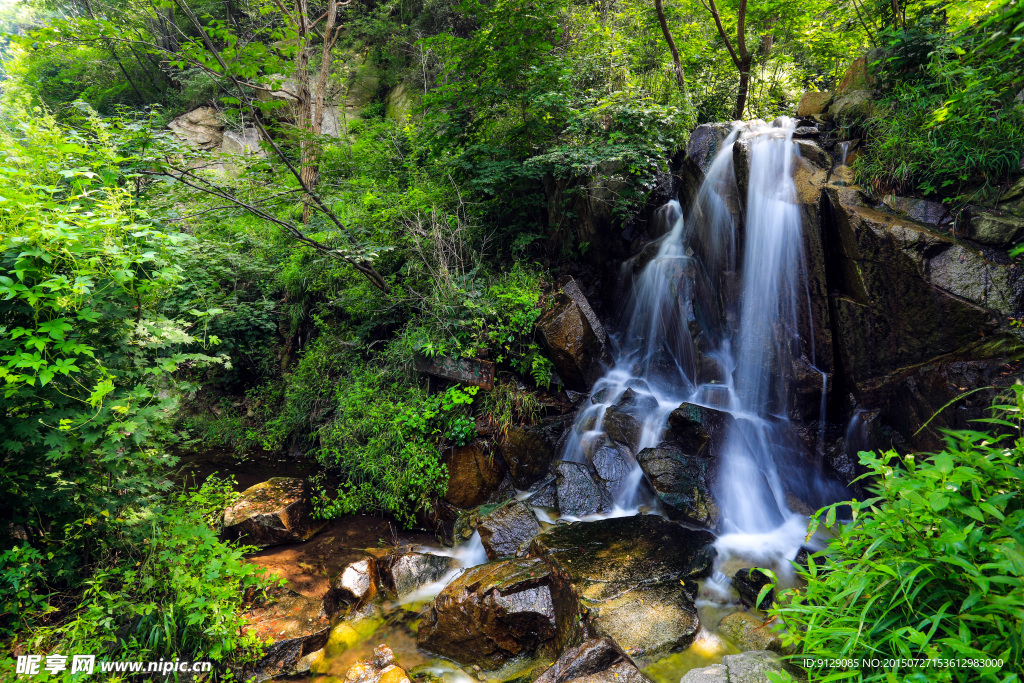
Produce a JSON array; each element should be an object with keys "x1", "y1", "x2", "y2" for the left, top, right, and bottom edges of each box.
[
  {"x1": 0, "y1": 0, "x2": 1022, "y2": 679},
  {"x1": 771, "y1": 387, "x2": 1024, "y2": 682}
]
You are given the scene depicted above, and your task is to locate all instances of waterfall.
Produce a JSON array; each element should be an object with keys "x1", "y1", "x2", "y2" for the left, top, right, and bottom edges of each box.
[{"x1": 557, "y1": 118, "x2": 845, "y2": 561}]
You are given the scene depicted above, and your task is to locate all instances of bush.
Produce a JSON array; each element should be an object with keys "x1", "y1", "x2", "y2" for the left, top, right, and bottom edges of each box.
[
  {"x1": 1, "y1": 479, "x2": 275, "y2": 680},
  {"x1": 771, "y1": 384, "x2": 1024, "y2": 682},
  {"x1": 853, "y1": 4, "x2": 1024, "y2": 202}
]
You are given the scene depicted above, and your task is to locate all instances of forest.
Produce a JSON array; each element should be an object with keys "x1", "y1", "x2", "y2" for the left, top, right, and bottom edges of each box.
[{"x1": 0, "y1": 0, "x2": 1022, "y2": 681}]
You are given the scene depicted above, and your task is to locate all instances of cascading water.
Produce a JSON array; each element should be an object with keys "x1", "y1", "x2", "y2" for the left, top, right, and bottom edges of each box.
[{"x1": 557, "y1": 117, "x2": 847, "y2": 569}]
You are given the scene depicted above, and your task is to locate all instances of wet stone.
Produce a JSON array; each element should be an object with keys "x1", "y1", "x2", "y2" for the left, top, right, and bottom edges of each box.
[
  {"x1": 443, "y1": 440, "x2": 507, "y2": 509},
  {"x1": 536, "y1": 277, "x2": 612, "y2": 391},
  {"x1": 325, "y1": 556, "x2": 379, "y2": 614},
  {"x1": 664, "y1": 403, "x2": 732, "y2": 457},
  {"x1": 378, "y1": 552, "x2": 459, "y2": 600},
  {"x1": 344, "y1": 644, "x2": 412, "y2": 683},
  {"x1": 636, "y1": 446, "x2": 718, "y2": 527},
  {"x1": 243, "y1": 588, "x2": 330, "y2": 681},
  {"x1": 529, "y1": 515, "x2": 715, "y2": 657},
  {"x1": 733, "y1": 568, "x2": 775, "y2": 610},
  {"x1": 717, "y1": 612, "x2": 782, "y2": 652},
  {"x1": 498, "y1": 423, "x2": 561, "y2": 489},
  {"x1": 554, "y1": 461, "x2": 610, "y2": 517},
  {"x1": 222, "y1": 477, "x2": 321, "y2": 548},
  {"x1": 589, "y1": 440, "x2": 634, "y2": 499},
  {"x1": 601, "y1": 405, "x2": 643, "y2": 450},
  {"x1": 534, "y1": 637, "x2": 653, "y2": 683},
  {"x1": 478, "y1": 499, "x2": 542, "y2": 560},
  {"x1": 418, "y1": 558, "x2": 557, "y2": 669}
]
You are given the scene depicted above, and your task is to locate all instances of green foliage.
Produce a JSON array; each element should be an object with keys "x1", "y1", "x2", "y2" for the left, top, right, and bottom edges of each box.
[
  {"x1": 771, "y1": 384, "x2": 1024, "y2": 682},
  {"x1": 853, "y1": 1, "x2": 1024, "y2": 201},
  {"x1": 312, "y1": 367, "x2": 459, "y2": 526},
  {"x1": 5, "y1": 484, "x2": 276, "y2": 680}
]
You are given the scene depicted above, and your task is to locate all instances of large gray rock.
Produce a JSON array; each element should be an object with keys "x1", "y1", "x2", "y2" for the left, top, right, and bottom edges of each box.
[
  {"x1": 828, "y1": 89, "x2": 874, "y2": 120},
  {"x1": 220, "y1": 128, "x2": 262, "y2": 155},
  {"x1": 529, "y1": 515, "x2": 715, "y2": 657},
  {"x1": 168, "y1": 106, "x2": 223, "y2": 149},
  {"x1": 417, "y1": 558, "x2": 557, "y2": 669},
  {"x1": 222, "y1": 478, "x2": 321, "y2": 548},
  {"x1": 964, "y1": 207, "x2": 1024, "y2": 247},
  {"x1": 536, "y1": 278, "x2": 612, "y2": 391},
  {"x1": 477, "y1": 500, "x2": 541, "y2": 560},
  {"x1": 534, "y1": 638, "x2": 653, "y2": 683},
  {"x1": 637, "y1": 446, "x2": 717, "y2": 527},
  {"x1": 554, "y1": 461, "x2": 610, "y2": 517},
  {"x1": 681, "y1": 650, "x2": 805, "y2": 683},
  {"x1": 664, "y1": 402, "x2": 733, "y2": 456}
]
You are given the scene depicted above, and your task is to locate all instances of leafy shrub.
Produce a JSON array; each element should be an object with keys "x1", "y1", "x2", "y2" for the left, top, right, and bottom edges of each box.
[
  {"x1": 312, "y1": 370, "x2": 462, "y2": 525},
  {"x1": 853, "y1": 3, "x2": 1024, "y2": 201},
  {"x1": 771, "y1": 384, "x2": 1024, "y2": 682}
]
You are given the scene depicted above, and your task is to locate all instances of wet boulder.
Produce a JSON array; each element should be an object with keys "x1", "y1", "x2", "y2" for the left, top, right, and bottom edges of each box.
[
  {"x1": 530, "y1": 515, "x2": 715, "y2": 657},
  {"x1": 555, "y1": 461, "x2": 611, "y2": 517},
  {"x1": 223, "y1": 477, "x2": 321, "y2": 548},
  {"x1": 601, "y1": 405, "x2": 643, "y2": 450},
  {"x1": 733, "y1": 568, "x2": 774, "y2": 610},
  {"x1": 443, "y1": 440, "x2": 507, "y2": 509},
  {"x1": 497, "y1": 421, "x2": 563, "y2": 489},
  {"x1": 378, "y1": 551, "x2": 459, "y2": 600},
  {"x1": 964, "y1": 207, "x2": 1024, "y2": 247},
  {"x1": 325, "y1": 556, "x2": 379, "y2": 615},
  {"x1": 534, "y1": 637, "x2": 653, "y2": 683},
  {"x1": 663, "y1": 403, "x2": 732, "y2": 457},
  {"x1": 636, "y1": 446, "x2": 718, "y2": 527},
  {"x1": 681, "y1": 651, "x2": 805, "y2": 683},
  {"x1": 588, "y1": 440, "x2": 634, "y2": 500},
  {"x1": 717, "y1": 612, "x2": 781, "y2": 653},
  {"x1": 536, "y1": 277, "x2": 612, "y2": 391},
  {"x1": 881, "y1": 195, "x2": 952, "y2": 230},
  {"x1": 243, "y1": 588, "x2": 331, "y2": 681},
  {"x1": 477, "y1": 500, "x2": 542, "y2": 560},
  {"x1": 417, "y1": 558, "x2": 557, "y2": 669}
]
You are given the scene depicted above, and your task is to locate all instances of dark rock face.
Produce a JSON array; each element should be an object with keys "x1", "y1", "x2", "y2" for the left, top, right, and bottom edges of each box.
[
  {"x1": 534, "y1": 638, "x2": 653, "y2": 683},
  {"x1": 378, "y1": 552, "x2": 460, "y2": 600},
  {"x1": 223, "y1": 478, "x2": 321, "y2": 548},
  {"x1": 882, "y1": 195, "x2": 952, "y2": 229},
  {"x1": 443, "y1": 440, "x2": 507, "y2": 509},
  {"x1": 733, "y1": 568, "x2": 775, "y2": 610},
  {"x1": 637, "y1": 446, "x2": 718, "y2": 527},
  {"x1": 243, "y1": 588, "x2": 330, "y2": 681},
  {"x1": 824, "y1": 184, "x2": 1004, "y2": 386},
  {"x1": 555, "y1": 461, "x2": 611, "y2": 517},
  {"x1": 601, "y1": 405, "x2": 643, "y2": 450},
  {"x1": 536, "y1": 277, "x2": 613, "y2": 391},
  {"x1": 478, "y1": 500, "x2": 542, "y2": 560},
  {"x1": 529, "y1": 515, "x2": 715, "y2": 657},
  {"x1": 664, "y1": 402, "x2": 732, "y2": 456},
  {"x1": 497, "y1": 422, "x2": 563, "y2": 489},
  {"x1": 965, "y1": 206, "x2": 1024, "y2": 247},
  {"x1": 417, "y1": 558, "x2": 557, "y2": 669}
]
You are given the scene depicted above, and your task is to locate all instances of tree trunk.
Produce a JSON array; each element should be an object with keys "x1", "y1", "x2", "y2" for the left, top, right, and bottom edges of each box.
[
  {"x1": 734, "y1": 58, "x2": 750, "y2": 119},
  {"x1": 654, "y1": 0, "x2": 686, "y2": 91}
]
